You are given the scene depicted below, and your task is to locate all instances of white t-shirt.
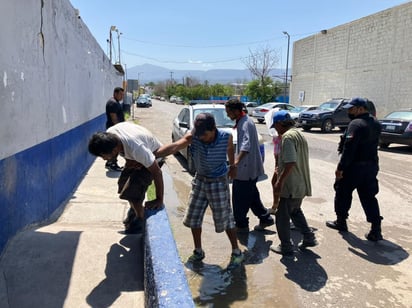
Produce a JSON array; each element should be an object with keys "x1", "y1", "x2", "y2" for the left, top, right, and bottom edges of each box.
[{"x1": 107, "y1": 122, "x2": 162, "y2": 168}]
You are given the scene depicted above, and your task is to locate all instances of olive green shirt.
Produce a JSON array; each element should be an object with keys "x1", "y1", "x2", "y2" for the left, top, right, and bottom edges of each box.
[{"x1": 278, "y1": 128, "x2": 312, "y2": 198}]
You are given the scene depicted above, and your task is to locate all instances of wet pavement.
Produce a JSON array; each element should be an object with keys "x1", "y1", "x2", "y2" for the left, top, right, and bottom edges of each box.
[{"x1": 136, "y1": 100, "x2": 412, "y2": 308}]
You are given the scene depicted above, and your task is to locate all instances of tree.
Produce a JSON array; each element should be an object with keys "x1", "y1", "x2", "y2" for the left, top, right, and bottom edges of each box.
[
  {"x1": 242, "y1": 46, "x2": 279, "y2": 103},
  {"x1": 244, "y1": 77, "x2": 271, "y2": 103},
  {"x1": 243, "y1": 45, "x2": 279, "y2": 82}
]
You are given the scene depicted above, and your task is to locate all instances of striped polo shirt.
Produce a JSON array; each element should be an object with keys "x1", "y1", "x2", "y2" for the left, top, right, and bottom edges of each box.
[{"x1": 190, "y1": 129, "x2": 230, "y2": 178}]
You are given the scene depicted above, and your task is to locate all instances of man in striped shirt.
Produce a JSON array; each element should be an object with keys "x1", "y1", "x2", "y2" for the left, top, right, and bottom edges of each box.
[{"x1": 156, "y1": 113, "x2": 244, "y2": 268}]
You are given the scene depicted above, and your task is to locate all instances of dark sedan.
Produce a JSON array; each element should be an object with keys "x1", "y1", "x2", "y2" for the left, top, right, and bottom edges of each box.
[{"x1": 379, "y1": 109, "x2": 412, "y2": 148}]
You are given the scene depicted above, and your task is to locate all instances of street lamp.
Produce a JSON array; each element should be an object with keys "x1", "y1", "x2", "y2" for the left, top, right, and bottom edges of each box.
[{"x1": 282, "y1": 31, "x2": 290, "y2": 102}]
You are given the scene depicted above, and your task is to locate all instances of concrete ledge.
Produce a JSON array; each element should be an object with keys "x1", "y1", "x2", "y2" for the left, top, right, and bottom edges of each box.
[{"x1": 144, "y1": 208, "x2": 194, "y2": 308}]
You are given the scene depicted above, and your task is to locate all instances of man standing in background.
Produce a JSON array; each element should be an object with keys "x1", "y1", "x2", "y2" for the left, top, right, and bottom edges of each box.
[
  {"x1": 105, "y1": 87, "x2": 125, "y2": 171},
  {"x1": 225, "y1": 98, "x2": 274, "y2": 233}
]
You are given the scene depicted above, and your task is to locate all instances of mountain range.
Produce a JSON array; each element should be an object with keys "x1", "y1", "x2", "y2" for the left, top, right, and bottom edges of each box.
[{"x1": 126, "y1": 63, "x2": 285, "y2": 84}]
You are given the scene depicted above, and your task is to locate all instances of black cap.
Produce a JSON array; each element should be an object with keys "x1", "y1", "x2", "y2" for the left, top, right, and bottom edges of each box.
[
  {"x1": 191, "y1": 113, "x2": 216, "y2": 137},
  {"x1": 343, "y1": 97, "x2": 367, "y2": 109}
]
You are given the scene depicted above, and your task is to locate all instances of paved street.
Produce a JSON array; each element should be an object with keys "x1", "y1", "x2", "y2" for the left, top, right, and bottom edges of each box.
[{"x1": 136, "y1": 99, "x2": 412, "y2": 308}]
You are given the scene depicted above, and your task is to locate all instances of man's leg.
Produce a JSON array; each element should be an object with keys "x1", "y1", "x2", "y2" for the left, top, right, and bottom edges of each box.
[
  {"x1": 271, "y1": 198, "x2": 294, "y2": 255},
  {"x1": 232, "y1": 180, "x2": 251, "y2": 229},
  {"x1": 326, "y1": 176, "x2": 355, "y2": 231},
  {"x1": 357, "y1": 165, "x2": 383, "y2": 241},
  {"x1": 289, "y1": 198, "x2": 318, "y2": 248},
  {"x1": 191, "y1": 227, "x2": 202, "y2": 249}
]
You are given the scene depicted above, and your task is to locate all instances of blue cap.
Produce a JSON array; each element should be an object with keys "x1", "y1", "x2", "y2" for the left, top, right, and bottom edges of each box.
[
  {"x1": 343, "y1": 97, "x2": 367, "y2": 109},
  {"x1": 270, "y1": 110, "x2": 291, "y2": 128}
]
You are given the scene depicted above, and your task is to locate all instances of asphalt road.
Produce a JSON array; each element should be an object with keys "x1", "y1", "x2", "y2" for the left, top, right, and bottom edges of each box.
[{"x1": 135, "y1": 100, "x2": 412, "y2": 308}]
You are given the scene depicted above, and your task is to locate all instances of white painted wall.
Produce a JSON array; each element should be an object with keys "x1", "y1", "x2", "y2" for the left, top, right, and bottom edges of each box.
[
  {"x1": 290, "y1": 2, "x2": 412, "y2": 117},
  {"x1": 0, "y1": 0, "x2": 122, "y2": 160}
]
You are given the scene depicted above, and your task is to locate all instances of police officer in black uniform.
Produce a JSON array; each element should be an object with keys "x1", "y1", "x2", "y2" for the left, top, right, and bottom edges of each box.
[{"x1": 326, "y1": 97, "x2": 383, "y2": 241}]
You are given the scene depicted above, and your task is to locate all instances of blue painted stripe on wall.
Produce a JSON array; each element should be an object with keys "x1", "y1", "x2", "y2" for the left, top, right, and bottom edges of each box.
[{"x1": 0, "y1": 114, "x2": 106, "y2": 253}]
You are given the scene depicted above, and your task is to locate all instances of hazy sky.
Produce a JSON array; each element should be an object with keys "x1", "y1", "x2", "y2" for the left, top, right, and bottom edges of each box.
[{"x1": 70, "y1": 0, "x2": 409, "y2": 71}]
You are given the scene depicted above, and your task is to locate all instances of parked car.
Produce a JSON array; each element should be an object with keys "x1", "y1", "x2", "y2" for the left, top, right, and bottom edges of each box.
[
  {"x1": 175, "y1": 97, "x2": 184, "y2": 105},
  {"x1": 139, "y1": 94, "x2": 152, "y2": 103},
  {"x1": 298, "y1": 98, "x2": 376, "y2": 133},
  {"x1": 136, "y1": 97, "x2": 152, "y2": 108},
  {"x1": 252, "y1": 102, "x2": 296, "y2": 123},
  {"x1": 243, "y1": 101, "x2": 258, "y2": 115},
  {"x1": 169, "y1": 95, "x2": 177, "y2": 103},
  {"x1": 378, "y1": 108, "x2": 412, "y2": 148},
  {"x1": 288, "y1": 105, "x2": 318, "y2": 122},
  {"x1": 171, "y1": 104, "x2": 265, "y2": 174}
]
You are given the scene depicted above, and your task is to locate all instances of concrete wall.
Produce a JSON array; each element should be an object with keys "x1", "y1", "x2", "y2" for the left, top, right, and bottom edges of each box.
[
  {"x1": 0, "y1": 0, "x2": 122, "y2": 253},
  {"x1": 290, "y1": 2, "x2": 412, "y2": 117}
]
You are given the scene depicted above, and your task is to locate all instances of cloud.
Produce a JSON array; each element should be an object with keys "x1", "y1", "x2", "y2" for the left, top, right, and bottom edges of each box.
[{"x1": 188, "y1": 59, "x2": 203, "y2": 64}]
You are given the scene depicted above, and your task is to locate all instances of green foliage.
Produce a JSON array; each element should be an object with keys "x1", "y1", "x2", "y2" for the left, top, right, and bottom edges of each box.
[
  {"x1": 165, "y1": 82, "x2": 235, "y2": 100},
  {"x1": 147, "y1": 182, "x2": 155, "y2": 201},
  {"x1": 244, "y1": 77, "x2": 282, "y2": 104}
]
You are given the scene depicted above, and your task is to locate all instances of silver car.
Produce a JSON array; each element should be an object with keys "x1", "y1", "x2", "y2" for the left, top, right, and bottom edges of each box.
[
  {"x1": 252, "y1": 102, "x2": 296, "y2": 123},
  {"x1": 171, "y1": 103, "x2": 265, "y2": 174}
]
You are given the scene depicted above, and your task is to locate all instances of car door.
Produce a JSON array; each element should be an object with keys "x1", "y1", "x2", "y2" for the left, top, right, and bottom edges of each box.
[
  {"x1": 334, "y1": 102, "x2": 350, "y2": 125},
  {"x1": 173, "y1": 107, "x2": 190, "y2": 141}
]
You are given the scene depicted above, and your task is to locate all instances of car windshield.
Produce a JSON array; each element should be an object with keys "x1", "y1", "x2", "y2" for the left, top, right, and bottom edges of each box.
[
  {"x1": 385, "y1": 111, "x2": 412, "y2": 120},
  {"x1": 319, "y1": 101, "x2": 339, "y2": 111},
  {"x1": 291, "y1": 106, "x2": 306, "y2": 113},
  {"x1": 259, "y1": 103, "x2": 276, "y2": 109},
  {"x1": 193, "y1": 109, "x2": 235, "y2": 127}
]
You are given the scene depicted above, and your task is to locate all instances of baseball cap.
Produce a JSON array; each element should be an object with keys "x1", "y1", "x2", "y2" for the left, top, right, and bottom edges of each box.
[
  {"x1": 343, "y1": 97, "x2": 367, "y2": 109},
  {"x1": 270, "y1": 110, "x2": 292, "y2": 128},
  {"x1": 192, "y1": 113, "x2": 216, "y2": 137}
]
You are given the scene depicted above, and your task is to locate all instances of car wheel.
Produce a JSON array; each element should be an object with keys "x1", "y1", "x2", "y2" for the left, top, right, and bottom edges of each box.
[
  {"x1": 321, "y1": 119, "x2": 333, "y2": 133},
  {"x1": 302, "y1": 125, "x2": 311, "y2": 131},
  {"x1": 171, "y1": 133, "x2": 175, "y2": 142},
  {"x1": 257, "y1": 119, "x2": 264, "y2": 124},
  {"x1": 379, "y1": 142, "x2": 389, "y2": 149},
  {"x1": 187, "y1": 147, "x2": 195, "y2": 175}
]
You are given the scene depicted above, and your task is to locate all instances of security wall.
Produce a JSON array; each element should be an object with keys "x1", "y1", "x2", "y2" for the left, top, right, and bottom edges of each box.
[
  {"x1": 0, "y1": 0, "x2": 122, "y2": 253},
  {"x1": 290, "y1": 2, "x2": 412, "y2": 117}
]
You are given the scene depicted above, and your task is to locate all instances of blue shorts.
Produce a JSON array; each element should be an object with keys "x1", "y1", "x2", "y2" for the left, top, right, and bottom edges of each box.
[{"x1": 183, "y1": 175, "x2": 235, "y2": 233}]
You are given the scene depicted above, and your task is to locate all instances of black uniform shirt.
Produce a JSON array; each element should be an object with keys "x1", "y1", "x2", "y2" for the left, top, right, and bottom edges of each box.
[{"x1": 338, "y1": 113, "x2": 381, "y2": 171}]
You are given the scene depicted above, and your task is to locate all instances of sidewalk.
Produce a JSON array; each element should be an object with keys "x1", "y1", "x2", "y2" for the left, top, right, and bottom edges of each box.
[{"x1": 0, "y1": 158, "x2": 145, "y2": 308}]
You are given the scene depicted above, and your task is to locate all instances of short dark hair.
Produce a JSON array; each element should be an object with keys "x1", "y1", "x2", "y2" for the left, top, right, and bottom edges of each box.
[
  {"x1": 88, "y1": 132, "x2": 118, "y2": 156},
  {"x1": 225, "y1": 98, "x2": 244, "y2": 111},
  {"x1": 192, "y1": 113, "x2": 216, "y2": 137},
  {"x1": 113, "y1": 87, "x2": 124, "y2": 95}
]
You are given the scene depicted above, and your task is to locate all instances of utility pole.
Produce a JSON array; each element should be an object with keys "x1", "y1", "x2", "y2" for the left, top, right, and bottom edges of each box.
[
  {"x1": 116, "y1": 29, "x2": 122, "y2": 64},
  {"x1": 109, "y1": 25, "x2": 117, "y2": 63},
  {"x1": 170, "y1": 71, "x2": 174, "y2": 84},
  {"x1": 282, "y1": 31, "x2": 290, "y2": 103}
]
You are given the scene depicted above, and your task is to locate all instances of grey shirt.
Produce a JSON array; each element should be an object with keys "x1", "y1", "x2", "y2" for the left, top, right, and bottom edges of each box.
[{"x1": 235, "y1": 115, "x2": 264, "y2": 180}]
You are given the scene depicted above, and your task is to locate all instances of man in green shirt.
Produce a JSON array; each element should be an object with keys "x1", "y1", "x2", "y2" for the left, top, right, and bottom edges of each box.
[{"x1": 270, "y1": 111, "x2": 318, "y2": 256}]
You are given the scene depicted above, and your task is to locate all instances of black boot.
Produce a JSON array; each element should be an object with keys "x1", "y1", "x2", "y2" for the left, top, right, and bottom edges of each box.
[
  {"x1": 326, "y1": 217, "x2": 348, "y2": 232},
  {"x1": 365, "y1": 220, "x2": 383, "y2": 241}
]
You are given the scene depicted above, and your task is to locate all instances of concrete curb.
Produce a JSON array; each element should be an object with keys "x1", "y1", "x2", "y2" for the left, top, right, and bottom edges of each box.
[{"x1": 144, "y1": 208, "x2": 194, "y2": 307}]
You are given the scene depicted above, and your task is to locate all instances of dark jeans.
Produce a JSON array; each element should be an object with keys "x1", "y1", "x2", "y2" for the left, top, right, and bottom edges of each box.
[
  {"x1": 275, "y1": 197, "x2": 314, "y2": 249},
  {"x1": 232, "y1": 178, "x2": 270, "y2": 228},
  {"x1": 334, "y1": 162, "x2": 381, "y2": 224}
]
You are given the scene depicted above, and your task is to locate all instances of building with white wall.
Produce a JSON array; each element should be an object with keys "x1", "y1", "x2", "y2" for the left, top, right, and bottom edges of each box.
[
  {"x1": 0, "y1": 0, "x2": 122, "y2": 253},
  {"x1": 290, "y1": 2, "x2": 412, "y2": 117}
]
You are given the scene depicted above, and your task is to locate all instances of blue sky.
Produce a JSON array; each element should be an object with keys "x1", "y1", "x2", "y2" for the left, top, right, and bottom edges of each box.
[{"x1": 70, "y1": 0, "x2": 409, "y2": 71}]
